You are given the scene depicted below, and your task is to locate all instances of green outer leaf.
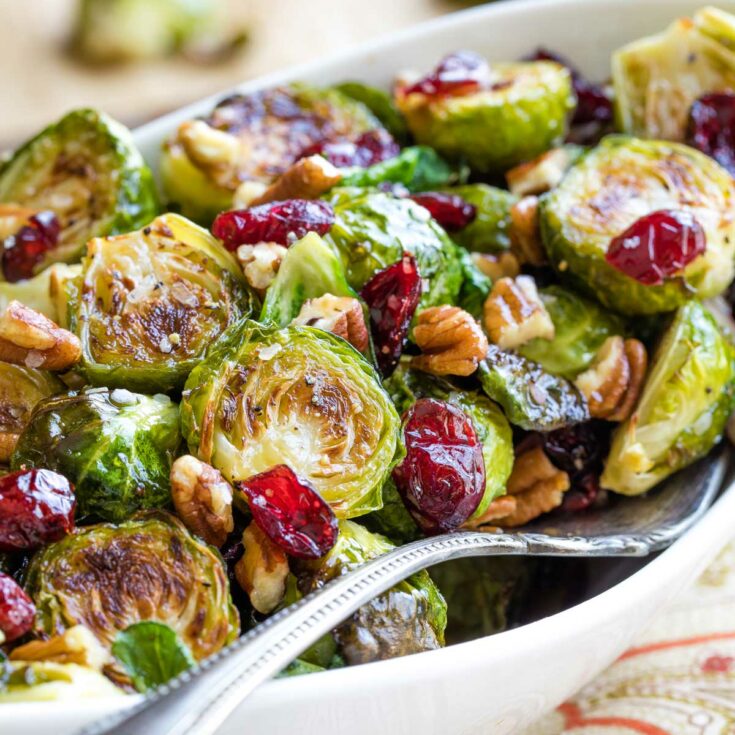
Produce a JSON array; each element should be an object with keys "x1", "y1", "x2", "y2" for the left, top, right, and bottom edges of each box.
[
  {"x1": 602, "y1": 300, "x2": 735, "y2": 495},
  {"x1": 276, "y1": 659, "x2": 325, "y2": 678},
  {"x1": 112, "y1": 621, "x2": 195, "y2": 693},
  {"x1": 0, "y1": 363, "x2": 63, "y2": 435},
  {"x1": 478, "y1": 346, "x2": 589, "y2": 431},
  {"x1": 334, "y1": 81, "x2": 409, "y2": 142},
  {"x1": 455, "y1": 246, "x2": 492, "y2": 319},
  {"x1": 0, "y1": 109, "x2": 159, "y2": 274},
  {"x1": 12, "y1": 388, "x2": 181, "y2": 523}
]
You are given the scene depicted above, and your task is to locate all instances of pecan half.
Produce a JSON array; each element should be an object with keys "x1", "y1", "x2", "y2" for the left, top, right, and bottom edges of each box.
[
  {"x1": 10, "y1": 625, "x2": 108, "y2": 670},
  {"x1": 236, "y1": 242, "x2": 288, "y2": 294},
  {"x1": 509, "y1": 195, "x2": 546, "y2": 266},
  {"x1": 462, "y1": 495, "x2": 518, "y2": 530},
  {"x1": 471, "y1": 252, "x2": 521, "y2": 281},
  {"x1": 292, "y1": 294, "x2": 369, "y2": 353},
  {"x1": 411, "y1": 305, "x2": 488, "y2": 376},
  {"x1": 170, "y1": 455, "x2": 234, "y2": 547},
  {"x1": 0, "y1": 301, "x2": 81, "y2": 370},
  {"x1": 483, "y1": 275, "x2": 555, "y2": 350},
  {"x1": 235, "y1": 522, "x2": 289, "y2": 614},
  {"x1": 249, "y1": 155, "x2": 342, "y2": 206},
  {"x1": 506, "y1": 148, "x2": 577, "y2": 197}
]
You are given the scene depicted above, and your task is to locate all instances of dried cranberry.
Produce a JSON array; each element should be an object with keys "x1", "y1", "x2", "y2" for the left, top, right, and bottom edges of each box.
[
  {"x1": 686, "y1": 93, "x2": 735, "y2": 176},
  {"x1": 0, "y1": 469, "x2": 76, "y2": 552},
  {"x1": 393, "y1": 398, "x2": 485, "y2": 534},
  {"x1": 409, "y1": 193, "x2": 477, "y2": 232},
  {"x1": 561, "y1": 473, "x2": 603, "y2": 513},
  {"x1": 238, "y1": 465, "x2": 338, "y2": 559},
  {"x1": 403, "y1": 51, "x2": 490, "y2": 98},
  {"x1": 212, "y1": 200, "x2": 335, "y2": 251},
  {"x1": 605, "y1": 209, "x2": 706, "y2": 286},
  {"x1": 301, "y1": 129, "x2": 400, "y2": 169},
  {"x1": 0, "y1": 572, "x2": 35, "y2": 642},
  {"x1": 2, "y1": 210, "x2": 60, "y2": 283},
  {"x1": 360, "y1": 253, "x2": 422, "y2": 378}
]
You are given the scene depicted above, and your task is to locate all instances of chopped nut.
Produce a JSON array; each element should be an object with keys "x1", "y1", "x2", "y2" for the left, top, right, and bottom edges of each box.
[
  {"x1": 0, "y1": 432, "x2": 19, "y2": 463},
  {"x1": 170, "y1": 455, "x2": 234, "y2": 547},
  {"x1": 411, "y1": 305, "x2": 488, "y2": 377},
  {"x1": 509, "y1": 195, "x2": 546, "y2": 266},
  {"x1": 471, "y1": 252, "x2": 521, "y2": 281},
  {"x1": 10, "y1": 625, "x2": 109, "y2": 670},
  {"x1": 575, "y1": 337, "x2": 647, "y2": 421},
  {"x1": 506, "y1": 148, "x2": 576, "y2": 197},
  {"x1": 235, "y1": 522, "x2": 289, "y2": 614},
  {"x1": 233, "y1": 181, "x2": 269, "y2": 209},
  {"x1": 292, "y1": 294, "x2": 369, "y2": 353},
  {"x1": 0, "y1": 301, "x2": 81, "y2": 371},
  {"x1": 483, "y1": 275, "x2": 555, "y2": 350},
  {"x1": 236, "y1": 242, "x2": 288, "y2": 293},
  {"x1": 462, "y1": 495, "x2": 518, "y2": 529},
  {"x1": 178, "y1": 120, "x2": 241, "y2": 187},
  {"x1": 249, "y1": 155, "x2": 342, "y2": 206}
]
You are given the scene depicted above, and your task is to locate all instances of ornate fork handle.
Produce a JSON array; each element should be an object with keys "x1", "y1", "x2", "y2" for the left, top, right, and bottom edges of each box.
[{"x1": 80, "y1": 529, "x2": 647, "y2": 735}]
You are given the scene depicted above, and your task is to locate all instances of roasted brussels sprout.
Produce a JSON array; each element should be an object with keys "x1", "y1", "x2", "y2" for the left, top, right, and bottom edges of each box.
[
  {"x1": 479, "y1": 346, "x2": 589, "y2": 431},
  {"x1": 161, "y1": 85, "x2": 381, "y2": 222},
  {"x1": 69, "y1": 213, "x2": 254, "y2": 393},
  {"x1": 518, "y1": 285, "x2": 625, "y2": 378},
  {"x1": 363, "y1": 476, "x2": 420, "y2": 544},
  {"x1": 334, "y1": 82, "x2": 409, "y2": 142},
  {"x1": 25, "y1": 512, "x2": 239, "y2": 663},
  {"x1": 0, "y1": 264, "x2": 80, "y2": 323},
  {"x1": 396, "y1": 61, "x2": 575, "y2": 173},
  {"x1": 181, "y1": 320, "x2": 402, "y2": 518},
  {"x1": 540, "y1": 136, "x2": 735, "y2": 314},
  {"x1": 612, "y1": 7, "x2": 735, "y2": 140},
  {"x1": 0, "y1": 660, "x2": 122, "y2": 702},
  {"x1": 326, "y1": 190, "x2": 463, "y2": 311},
  {"x1": 12, "y1": 388, "x2": 181, "y2": 523},
  {"x1": 0, "y1": 109, "x2": 158, "y2": 273},
  {"x1": 601, "y1": 300, "x2": 735, "y2": 495},
  {"x1": 385, "y1": 361, "x2": 513, "y2": 518},
  {"x1": 294, "y1": 521, "x2": 446, "y2": 665}
]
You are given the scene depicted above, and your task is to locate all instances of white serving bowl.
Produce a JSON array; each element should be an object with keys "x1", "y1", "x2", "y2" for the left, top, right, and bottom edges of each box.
[{"x1": 6, "y1": 1, "x2": 735, "y2": 733}]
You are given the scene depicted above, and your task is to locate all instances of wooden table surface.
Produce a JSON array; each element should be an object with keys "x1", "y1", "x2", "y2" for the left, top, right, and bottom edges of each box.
[{"x1": 1, "y1": 0, "x2": 468, "y2": 148}]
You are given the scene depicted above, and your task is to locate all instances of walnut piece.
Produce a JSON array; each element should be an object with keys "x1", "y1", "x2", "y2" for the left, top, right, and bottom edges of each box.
[
  {"x1": 235, "y1": 522, "x2": 289, "y2": 614},
  {"x1": 233, "y1": 181, "x2": 269, "y2": 209},
  {"x1": 509, "y1": 195, "x2": 546, "y2": 266},
  {"x1": 0, "y1": 301, "x2": 81, "y2": 371},
  {"x1": 462, "y1": 495, "x2": 518, "y2": 530},
  {"x1": 236, "y1": 242, "x2": 288, "y2": 293},
  {"x1": 575, "y1": 336, "x2": 647, "y2": 421},
  {"x1": 483, "y1": 275, "x2": 555, "y2": 350},
  {"x1": 471, "y1": 252, "x2": 521, "y2": 282},
  {"x1": 506, "y1": 148, "x2": 577, "y2": 197},
  {"x1": 249, "y1": 155, "x2": 342, "y2": 206},
  {"x1": 170, "y1": 455, "x2": 234, "y2": 547},
  {"x1": 10, "y1": 625, "x2": 109, "y2": 670},
  {"x1": 411, "y1": 305, "x2": 488, "y2": 377},
  {"x1": 292, "y1": 294, "x2": 369, "y2": 353}
]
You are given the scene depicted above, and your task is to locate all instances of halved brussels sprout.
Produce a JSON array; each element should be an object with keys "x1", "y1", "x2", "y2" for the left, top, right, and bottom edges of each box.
[
  {"x1": 24, "y1": 511, "x2": 239, "y2": 666},
  {"x1": 325, "y1": 190, "x2": 463, "y2": 311},
  {"x1": 385, "y1": 361, "x2": 513, "y2": 518},
  {"x1": 161, "y1": 85, "x2": 381, "y2": 222},
  {"x1": 12, "y1": 388, "x2": 181, "y2": 523},
  {"x1": 396, "y1": 61, "x2": 575, "y2": 173},
  {"x1": 540, "y1": 136, "x2": 735, "y2": 315},
  {"x1": 601, "y1": 300, "x2": 735, "y2": 495},
  {"x1": 518, "y1": 285, "x2": 626, "y2": 379},
  {"x1": 69, "y1": 213, "x2": 255, "y2": 392},
  {"x1": 0, "y1": 109, "x2": 158, "y2": 274},
  {"x1": 479, "y1": 346, "x2": 589, "y2": 431},
  {"x1": 181, "y1": 320, "x2": 402, "y2": 518},
  {"x1": 612, "y1": 7, "x2": 735, "y2": 140},
  {"x1": 0, "y1": 660, "x2": 122, "y2": 702},
  {"x1": 334, "y1": 82, "x2": 409, "y2": 142},
  {"x1": 294, "y1": 520, "x2": 446, "y2": 665}
]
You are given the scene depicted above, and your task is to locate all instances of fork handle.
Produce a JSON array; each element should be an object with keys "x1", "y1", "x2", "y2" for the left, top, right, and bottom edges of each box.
[{"x1": 80, "y1": 530, "x2": 644, "y2": 735}]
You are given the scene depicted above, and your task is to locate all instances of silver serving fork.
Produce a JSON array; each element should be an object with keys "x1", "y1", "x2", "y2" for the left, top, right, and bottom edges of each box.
[{"x1": 80, "y1": 450, "x2": 727, "y2": 735}]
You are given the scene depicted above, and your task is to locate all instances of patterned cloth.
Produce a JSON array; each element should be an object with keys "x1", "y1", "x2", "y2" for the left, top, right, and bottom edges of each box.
[{"x1": 526, "y1": 541, "x2": 735, "y2": 734}]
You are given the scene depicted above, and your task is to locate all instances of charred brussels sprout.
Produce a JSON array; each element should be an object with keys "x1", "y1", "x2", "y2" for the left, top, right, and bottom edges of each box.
[
  {"x1": 612, "y1": 7, "x2": 735, "y2": 140},
  {"x1": 479, "y1": 346, "x2": 589, "y2": 431},
  {"x1": 326, "y1": 190, "x2": 463, "y2": 311},
  {"x1": 24, "y1": 512, "x2": 239, "y2": 665},
  {"x1": 518, "y1": 285, "x2": 625, "y2": 379},
  {"x1": 0, "y1": 109, "x2": 158, "y2": 273},
  {"x1": 396, "y1": 61, "x2": 575, "y2": 173},
  {"x1": 540, "y1": 136, "x2": 735, "y2": 314},
  {"x1": 161, "y1": 85, "x2": 381, "y2": 222},
  {"x1": 295, "y1": 521, "x2": 446, "y2": 665},
  {"x1": 181, "y1": 320, "x2": 401, "y2": 518},
  {"x1": 601, "y1": 300, "x2": 735, "y2": 495},
  {"x1": 12, "y1": 388, "x2": 181, "y2": 523},
  {"x1": 70, "y1": 213, "x2": 254, "y2": 393}
]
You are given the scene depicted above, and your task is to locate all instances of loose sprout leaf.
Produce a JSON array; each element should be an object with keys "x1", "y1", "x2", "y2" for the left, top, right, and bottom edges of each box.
[
  {"x1": 455, "y1": 246, "x2": 492, "y2": 319},
  {"x1": 112, "y1": 621, "x2": 195, "y2": 693}
]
